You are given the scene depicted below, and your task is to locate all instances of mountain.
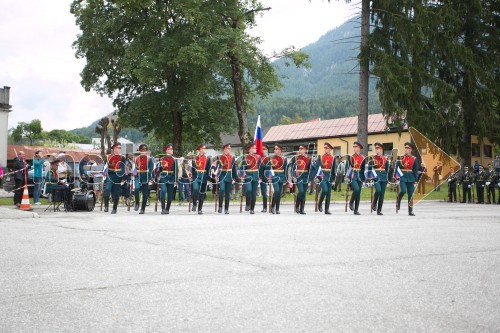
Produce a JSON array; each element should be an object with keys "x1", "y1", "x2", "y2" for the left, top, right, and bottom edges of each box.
[{"x1": 254, "y1": 17, "x2": 381, "y2": 126}]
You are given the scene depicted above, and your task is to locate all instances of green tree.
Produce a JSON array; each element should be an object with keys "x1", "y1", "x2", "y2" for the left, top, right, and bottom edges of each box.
[
  {"x1": 370, "y1": 0, "x2": 499, "y2": 166},
  {"x1": 11, "y1": 119, "x2": 43, "y2": 145},
  {"x1": 71, "y1": 0, "x2": 240, "y2": 155}
]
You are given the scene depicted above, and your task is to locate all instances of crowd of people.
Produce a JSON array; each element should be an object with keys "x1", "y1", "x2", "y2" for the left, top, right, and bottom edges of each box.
[{"x1": 5, "y1": 146, "x2": 500, "y2": 214}]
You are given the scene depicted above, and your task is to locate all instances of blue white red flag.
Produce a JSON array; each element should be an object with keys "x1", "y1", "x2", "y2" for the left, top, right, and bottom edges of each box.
[
  {"x1": 102, "y1": 163, "x2": 108, "y2": 177},
  {"x1": 254, "y1": 115, "x2": 264, "y2": 157},
  {"x1": 132, "y1": 163, "x2": 138, "y2": 176},
  {"x1": 269, "y1": 166, "x2": 275, "y2": 177},
  {"x1": 316, "y1": 165, "x2": 323, "y2": 177},
  {"x1": 396, "y1": 166, "x2": 404, "y2": 178},
  {"x1": 365, "y1": 168, "x2": 377, "y2": 179}
]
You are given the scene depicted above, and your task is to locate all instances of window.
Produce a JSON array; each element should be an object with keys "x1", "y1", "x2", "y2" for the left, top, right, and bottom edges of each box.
[
  {"x1": 333, "y1": 146, "x2": 341, "y2": 156},
  {"x1": 484, "y1": 145, "x2": 492, "y2": 158},
  {"x1": 367, "y1": 144, "x2": 373, "y2": 152},
  {"x1": 383, "y1": 142, "x2": 393, "y2": 156},
  {"x1": 472, "y1": 143, "x2": 481, "y2": 157}
]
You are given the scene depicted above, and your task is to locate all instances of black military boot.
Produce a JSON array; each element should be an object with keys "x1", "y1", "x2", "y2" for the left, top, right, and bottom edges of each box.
[
  {"x1": 261, "y1": 197, "x2": 267, "y2": 213},
  {"x1": 224, "y1": 199, "x2": 230, "y2": 214},
  {"x1": 161, "y1": 199, "x2": 167, "y2": 214},
  {"x1": 295, "y1": 197, "x2": 301, "y2": 214},
  {"x1": 325, "y1": 200, "x2": 331, "y2": 215},
  {"x1": 349, "y1": 195, "x2": 355, "y2": 211},
  {"x1": 318, "y1": 193, "x2": 325, "y2": 212},
  {"x1": 139, "y1": 199, "x2": 147, "y2": 214},
  {"x1": 354, "y1": 197, "x2": 360, "y2": 215},
  {"x1": 134, "y1": 192, "x2": 140, "y2": 211},
  {"x1": 192, "y1": 196, "x2": 197, "y2": 212},
  {"x1": 245, "y1": 196, "x2": 250, "y2": 212},
  {"x1": 271, "y1": 197, "x2": 276, "y2": 214},
  {"x1": 198, "y1": 199, "x2": 204, "y2": 215},
  {"x1": 166, "y1": 199, "x2": 172, "y2": 214},
  {"x1": 276, "y1": 198, "x2": 281, "y2": 214},
  {"x1": 377, "y1": 199, "x2": 384, "y2": 215},
  {"x1": 250, "y1": 198, "x2": 255, "y2": 214},
  {"x1": 372, "y1": 193, "x2": 379, "y2": 212},
  {"x1": 409, "y1": 206, "x2": 415, "y2": 216},
  {"x1": 104, "y1": 196, "x2": 109, "y2": 213},
  {"x1": 396, "y1": 194, "x2": 403, "y2": 211},
  {"x1": 299, "y1": 197, "x2": 306, "y2": 215},
  {"x1": 111, "y1": 199, "x2": 118, "y2": 214}
]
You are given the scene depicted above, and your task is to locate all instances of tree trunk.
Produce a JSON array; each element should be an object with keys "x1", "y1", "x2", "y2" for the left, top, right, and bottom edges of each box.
[
  {"x1": 357, "y1": 0, "x2": 370, "y2": 156},
  {"x1": 172, "y1": 109, "x2": 183, "y2": 156},
  {"x1": 229, "y1": 52, "x2": 252, "y2": 149}
]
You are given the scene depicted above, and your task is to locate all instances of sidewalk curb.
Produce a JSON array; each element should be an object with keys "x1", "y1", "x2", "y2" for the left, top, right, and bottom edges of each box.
[{"x1": 0, "y1": 207, "x2": 40, "y2": 219}]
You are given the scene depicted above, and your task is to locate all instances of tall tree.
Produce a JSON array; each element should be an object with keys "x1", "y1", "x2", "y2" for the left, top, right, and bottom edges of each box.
[
  {"x1": 327, "y1": 0, "x2": 370, "y2": 155},
  {"x1": 207, "y1": 1, "x2": 309, "y2": 147},
  {"x1": 71, "y1": 0, "x2": 234, "y2": 154},
  {"x1": 370, "y1": 0, "x2": 499, "y2": 166}
]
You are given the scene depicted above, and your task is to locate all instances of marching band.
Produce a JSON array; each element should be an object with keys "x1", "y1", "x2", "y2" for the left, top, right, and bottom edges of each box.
[{"x1": 10, "y1": 141, "x2": 500, "y2": 215}]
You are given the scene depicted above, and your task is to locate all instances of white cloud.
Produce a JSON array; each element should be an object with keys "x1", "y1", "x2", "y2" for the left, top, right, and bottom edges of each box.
[{"x1": 1, "y1": 0, "x2": 357, "y2": 132}]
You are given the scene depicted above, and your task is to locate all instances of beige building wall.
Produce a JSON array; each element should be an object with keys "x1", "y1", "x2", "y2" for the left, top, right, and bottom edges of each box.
[{"x1": 316, "y1": 132, "x2": 411, "y2": 156}]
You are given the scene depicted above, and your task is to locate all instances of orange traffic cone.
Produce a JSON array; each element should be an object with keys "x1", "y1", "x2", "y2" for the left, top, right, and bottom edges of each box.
[{"x1": 19, "y1": 185, "x2": 33, "y2": 211}]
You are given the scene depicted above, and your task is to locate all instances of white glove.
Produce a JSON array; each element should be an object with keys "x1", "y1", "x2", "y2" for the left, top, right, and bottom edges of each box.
[
  {"x1": 468, "y1": 185, "x2": 471, "y2": 188},
  {"x1": 447, "y1": 179, "x2": 451, "y2": 182},
  {"x1": 486, "y1": 182, "x2": 490, "y2": 186}
]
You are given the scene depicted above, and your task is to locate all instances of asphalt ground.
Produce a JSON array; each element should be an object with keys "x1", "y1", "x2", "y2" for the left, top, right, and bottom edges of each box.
[{"x1": 0, "y1": 201, "x2": 499, "y2": 332}]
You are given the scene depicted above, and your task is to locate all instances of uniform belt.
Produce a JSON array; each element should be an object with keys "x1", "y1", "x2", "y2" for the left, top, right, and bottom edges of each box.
[
  {"x1": 375, "y1": 169, "x2": 386, "y2": 171},
  {"x1": 161, "y1": 171, "x2": 173, "y2": 174},
  {"x1": 137, "y1": 170, "x2": 148, "y2": 173},
  {"x1": 353, "y1": 168, "x2": 360, "y2": 171},
  {"x1": 196, "y1": 169, "x2": 206, "y2": 172},
  {"x1": 108, "y1": 169, "x2": 121, "y2": 172},
  {"x1": 273, "y1": 170, "x2": 284, "y2": 173},
  {"x1": 402, "y1": 169, "x2": 412, "y2": 172},
  {"x1": 296, "y1": 170, "x2": 307, "y2": 173},
  {"x1": 222, "y1": 169, "x2": 232, "y2": 171},
  {"x1": 246, "y1": 169, "x2": 258, "y2": 172}
]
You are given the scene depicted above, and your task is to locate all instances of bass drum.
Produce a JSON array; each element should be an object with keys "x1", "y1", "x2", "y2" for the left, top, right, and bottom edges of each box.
[{"x1": 72, "y1": 190, "x2": 96, "y2": 211}]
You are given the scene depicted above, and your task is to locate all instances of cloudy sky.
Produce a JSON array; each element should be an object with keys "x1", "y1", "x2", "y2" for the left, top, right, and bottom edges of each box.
[{"x1": 0, "y1": 0, "x2": 358, "y2": 132}]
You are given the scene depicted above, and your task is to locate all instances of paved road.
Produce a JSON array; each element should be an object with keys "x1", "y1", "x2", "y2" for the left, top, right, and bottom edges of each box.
[{"x1": 1, "y1": 201, "x2": 499, "y2": 332}]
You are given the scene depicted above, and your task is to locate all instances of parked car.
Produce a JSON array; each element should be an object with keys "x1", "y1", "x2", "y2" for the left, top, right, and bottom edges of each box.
[{"x1": 3, "y1": 168, "x2": 48, "y2": 198}]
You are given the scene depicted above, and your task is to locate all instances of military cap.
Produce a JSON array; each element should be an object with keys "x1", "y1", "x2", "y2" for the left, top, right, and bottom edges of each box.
[
  {"x1": 374, "y1": 142, "x2": 384, "y2": 149},
  {"x1": 353, "y1": 141, "x2": 363, "y2": 149},
  {"x1": 111, "y1": 142, "x2": 121, "y2": 149},
  {"x1": 138, "y1": 143, "x2": 148, "y2": 151},
  {"x1": 404, "y1": 142, "x2": 414, "y2": 150},
  {"x1": 222, "y1": 144, "x2": 231, "y2": 149},
  {"x1": 262, "y1": 144, "x2": 269, "y2": 150},
  {"x1": 298, "y1": 145, "x2": 307, "y2": 150},
  {"x1": 197, "y1": 144, "x2": 206, "y2": 151},
  {"x1": 324, "y1": 142, "x2": 333, "y2": 149},
  {"x1": 164, "y1": 144, "x2": 173, "y2": 151},
  {"x1": 274, "y1": 143, "x2": 283, "y2": 150},
  {"x1": 247, "y1": 144, "x2": 256, "y2": 151}
]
